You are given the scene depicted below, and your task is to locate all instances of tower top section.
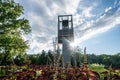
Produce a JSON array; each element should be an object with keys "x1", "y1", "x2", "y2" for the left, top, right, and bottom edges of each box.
[{"x1": 58, "y1": 15, "x2": 74, "y2": 43}]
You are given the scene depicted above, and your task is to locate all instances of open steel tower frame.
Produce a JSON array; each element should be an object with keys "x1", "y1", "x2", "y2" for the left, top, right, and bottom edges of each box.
[{"x1": 58, "y1": 15, "x2": 74, "y2": 67}]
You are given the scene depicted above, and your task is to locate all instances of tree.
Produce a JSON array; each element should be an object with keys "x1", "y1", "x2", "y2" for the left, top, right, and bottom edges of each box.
[
  {"x1": 38, "y1": 50, "x2": 47, "y2": 65},
  {"x1": 47, "y1": 50, "x2": 53, "y2": 65},
  {"x1": 14, "y1": 53, "x2": 27, "y2": 66},
  {"x1": 0, "y1": 0, "x2": 31, "y2": 65},
  {"x1": 28, "y1": 54, "x2": 39, "y2": 65}
]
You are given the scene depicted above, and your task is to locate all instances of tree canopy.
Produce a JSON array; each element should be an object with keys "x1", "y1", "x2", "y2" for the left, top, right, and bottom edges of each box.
[{"x1": 0, "y1": 0, "x2": 31, "y2": 65}]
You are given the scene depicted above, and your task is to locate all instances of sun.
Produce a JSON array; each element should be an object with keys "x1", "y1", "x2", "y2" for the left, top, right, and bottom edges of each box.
[{"x1": 70, "y1": 42, "x2": 77, "y2": 48}]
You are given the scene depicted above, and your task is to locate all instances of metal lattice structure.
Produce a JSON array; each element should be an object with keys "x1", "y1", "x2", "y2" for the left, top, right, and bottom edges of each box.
[
  {"x1": 58, "y1": 15, "x2": 74, "y2": 67},
  {"x1": 58, "y1": 15, "x2": 74, "y2": 43}
]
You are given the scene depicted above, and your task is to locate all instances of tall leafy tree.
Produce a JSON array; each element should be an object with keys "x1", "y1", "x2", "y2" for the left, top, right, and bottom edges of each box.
[{"x1": 0, "y1": 0, "x2": 31, "y2": 65}]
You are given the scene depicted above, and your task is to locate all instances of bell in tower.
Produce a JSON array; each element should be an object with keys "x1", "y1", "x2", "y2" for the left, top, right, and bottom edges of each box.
[{"x1": 62, "y1": 20, "x2": 68, "y2": 28}]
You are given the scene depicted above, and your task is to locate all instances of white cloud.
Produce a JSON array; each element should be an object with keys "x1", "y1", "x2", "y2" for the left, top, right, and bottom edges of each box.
[
  {"x1": 73, "y1": 3, "x2": 120, "y2": 46},
  {"x1": 105, "y1": 7, "x2": 112, "y2": 12},
  {"x1": 15, "y1": 0, "x2": 81, "y2": 53},
  {"x1": 82, "y1": 7, "x2": 94, "y2": 17},
  {"x1": 15, "y1": 0, "x2": 120, "y2": 53}
]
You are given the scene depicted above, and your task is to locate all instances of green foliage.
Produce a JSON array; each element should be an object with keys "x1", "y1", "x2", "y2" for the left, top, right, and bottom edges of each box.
[
  {"x1": 38, "y1": 50, "x2": 47, "y2": 65},
  {"x1": 27, "y1": 49, "x2": 120, "y2": 68},
  {"x1": 0, "y1": 0, "x2": 31, "y2": 65},
  {"x1": 28, "y1": 50, "x2": 54, "y2": 66},
  {"x1": 0, "y1": 64, "x2": 120, "y2": 80},
  {"x1": 89, "y1": 63, "x2": 106, "y2": 72},
  {"x1": 0, "y1": 67, "x2": 5, "y2": 76},
  {"x1": 87, "y1": 53, "x2": 120, "y2": 68},
  {"x1": 28, "y1": 54, "x2": 39, "y2": 65},
  {"x1": 47, "y1": 50, "x2": 54, "y2": 65},
  {"x1": 14, "y1": 53, "x2": 27, "y2": 66}
]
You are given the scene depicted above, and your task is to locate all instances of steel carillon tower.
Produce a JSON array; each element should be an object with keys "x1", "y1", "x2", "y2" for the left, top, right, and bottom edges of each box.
[{"x1": 58, "y1": 15, "x2": 74, "y2": 67}]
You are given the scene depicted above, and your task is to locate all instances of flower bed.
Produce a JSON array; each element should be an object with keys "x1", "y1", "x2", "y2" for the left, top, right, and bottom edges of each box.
[{"x1": 0, "y1": 65, "x2": 120, "y2": 80}]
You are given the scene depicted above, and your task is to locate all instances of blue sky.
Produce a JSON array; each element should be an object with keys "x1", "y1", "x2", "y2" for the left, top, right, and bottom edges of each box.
[
  {"x1": 15, "y1": 0, "x2": 120, "y2": 54},
  {"x1": 80, "y1": 25, "x2": 120, "y2": 55}
]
